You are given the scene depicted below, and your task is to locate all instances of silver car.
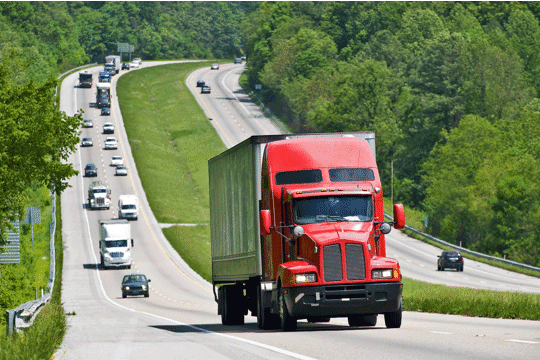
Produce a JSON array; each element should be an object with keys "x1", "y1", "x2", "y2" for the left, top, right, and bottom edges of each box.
[
  {"x1": 110, "y1": 156, "x2": 124, "y2": 167},
  {"x1": 115, "y1": 165, "x2": 128, "y2": 176},
  {"x1": 104, "y1": 137, "x2": 118, "y2": 150},
  {"x1": 81, "y1": 137, "x2": 93, "y2": 147},
  {"x1": 211, "y1": 63, "x2": 219, "y2": 70}
]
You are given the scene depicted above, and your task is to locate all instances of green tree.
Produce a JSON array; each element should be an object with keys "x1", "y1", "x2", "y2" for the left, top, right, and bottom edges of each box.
[{"x1": 0, "y1": 56, "x2": 81, "y2": 238}]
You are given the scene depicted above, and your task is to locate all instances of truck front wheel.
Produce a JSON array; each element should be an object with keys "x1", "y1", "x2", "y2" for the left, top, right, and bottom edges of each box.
[
  {"x1": 384, "y1": 299, "x2": 402, "y2": 328},
  {"x1": 279, "y1": 289, "x2": 297, "y2": 331}
]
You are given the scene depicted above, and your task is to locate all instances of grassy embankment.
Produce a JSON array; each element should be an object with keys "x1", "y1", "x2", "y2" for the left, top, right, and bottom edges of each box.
[{"x1": 115, "y1": 62, "x2": 540, "y2": 321}]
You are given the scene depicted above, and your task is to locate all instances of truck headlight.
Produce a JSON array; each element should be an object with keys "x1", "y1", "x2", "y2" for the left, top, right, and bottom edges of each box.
[
  {"x1": 295, "y1": 273, "x2": 317, "y2": 283},
  {"x1": 142, "y1": 285, "x2": 147, "y2": 290},
  {"x1": 372, "y1": 269, "x2": 393, "y2": 279},
  {"x1": 124, "y1": 286, "x2": 130, "y2": 291}
]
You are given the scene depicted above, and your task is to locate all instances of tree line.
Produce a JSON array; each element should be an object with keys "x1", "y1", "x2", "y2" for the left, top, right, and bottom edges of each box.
[{"x1": 242, "y1": 2, "x2": 540, "y2": 267}]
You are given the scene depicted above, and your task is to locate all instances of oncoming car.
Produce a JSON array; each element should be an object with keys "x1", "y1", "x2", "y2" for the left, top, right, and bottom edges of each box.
[
  {"x1": 110, "y1": 156, "x2": 124, "y2": 167},
  {"x1": 101, "y1": 107, "x2": 111, "y2": 116},
  {"x1": 103, "y1": 122, "x2": 114, "y2": 134},
  {"x1": 201, "y1": 85, "x2": 211, "y2": 94},
  {"x1": 81, "y1": 137, "x2": 93, "y2": 147},
  {"x1": 84, "y1": 163, "x2": 97, "y2": 177},
  {"x1": 210, "y1": 63, "x2": 219, "y2": 70},
  {"x1": 437, "y1": 250, "x2": 464, "y2": 271},
  {"x1": 196, "y1": 79, "x2": 205, "y2": 87},
  {"x1": 82, "y1": 119, "x2": 93, "y2": 128},
  {"x1": 121, "y1": 274, "x2": 150, "y2": 298}
]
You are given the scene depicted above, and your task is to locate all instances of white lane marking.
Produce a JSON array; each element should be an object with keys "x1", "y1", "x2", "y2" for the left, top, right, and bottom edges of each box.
[
  {"x1": 430, "y1": 331, "x2": 452, "y2": 335},
  {"x1": 505, "y1": 339, "x2": 539, "y2": 344}
]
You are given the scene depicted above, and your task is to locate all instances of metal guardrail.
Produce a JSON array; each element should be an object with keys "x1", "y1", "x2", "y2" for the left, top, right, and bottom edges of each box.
[
  {"x1": 384, "y1": 213, "x2": 540, "y2": 274},
  {"x1": 4, "y1": 63, "x2": 97, "y2": 335}
]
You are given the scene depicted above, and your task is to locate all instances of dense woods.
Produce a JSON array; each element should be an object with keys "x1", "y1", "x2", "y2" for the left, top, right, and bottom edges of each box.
[
  {"x1": 0, "y1": 2, "x2": 539, "y2": 266},
  {"x1": 243, "y1": 2, "x2": 540, "y2": 266}
]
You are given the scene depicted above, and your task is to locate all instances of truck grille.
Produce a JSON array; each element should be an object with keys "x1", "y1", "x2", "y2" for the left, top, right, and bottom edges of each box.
[
  {"x1": 323, "y1": 244, "x2": 342, "y2": 281},
  {"x1": 97, "y1": 198, "x2": 104, "y2": 205},
  {"x1": 345, "y1": 244, "x2": 365, "y2": 280},
  {"x1": 110, "y1": 252, "x2": 123, "y2": 258}
]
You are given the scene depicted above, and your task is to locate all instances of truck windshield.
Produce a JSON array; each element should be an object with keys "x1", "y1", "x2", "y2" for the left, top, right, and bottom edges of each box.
[
  {"x1": 93, "y1": 189, "x2": 107, "y2": 193},
  {"x1": 294, "y1": 195, "x2": 372, "y2": 224},
  {"x1": 122, "y1": 205, "x2": 136, "y2": 209},
  {"x1": 105, "y1": 240, "x2": 127, "y2": 248}
]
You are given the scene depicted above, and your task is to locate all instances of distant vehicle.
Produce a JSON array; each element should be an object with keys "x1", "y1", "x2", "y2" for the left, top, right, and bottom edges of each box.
[
  {"x1": 234, "y1": 58, "x2": 242, "y2": 64},
  {"x1": 81, "y1": 137, "x2": 93, "y2": 147},
  {"x1": 121, "y1": 274, "x2": 150, "y2": 298},
  {"x1": 84, "y1": 163, "x2": 98, "y2": 177},
  {"x1": 130, "y1": 62, "x2": 139, "y2": 68},
  {"x1": 104, "y1": 137, "x2": 118, "y2": 150},
  {"x1": 103, "y1": 123, "x2": 114, "y2": 134},
  {"x1": 437, "y1": 250, "x2": 464, "y2": 271},
  {"x1": 196, "y1": 80, "x2": 205, "y2": 87},
  {"x1": 115, "y1": 165, "x2": 128, "y2": 176},
  {"x1": 82, "y1": 119, "x2": 93, "y2": 128},
  {"x1": 88, "y1": 180, "x2": 111, "y2": 210},
  {"x1": 118, "y1": 195, "x2": 139, "y2": 220},
  {"x1": 211, "y1": 63, "x2": 219, "y2": 70},
  {"x1": 78, "y1": 70, "x2": 93, "y2": 88},
  {"x1": 100, "y1": 219, "x2": 133, "y2": 270},
  {"x1": 241, "y1": 56, "x2": 246, "y2": 61},
  {"x1": 133, "y1": 58, "x2": 142, "y2": 65},
  {"x1": 201, "y1": 85, "x2": 211, "y2": 94},
  {"x1": 110, "y1": 156, "x2": 124, "y2": 167},
  {"x1": 122, "y1": 63, "x2": 130, "y2": 70},
  {"x1": 98, "y1": 71, "x2": 111, "y2": 83},
  {"x1": 104, "y1": 55, "x2": 121, "y2": 75},
  {"x1": 96, "y1": 83, "x2": 111, "y2": 108},
  {"x1": 101, "y1": 107, "x2": 111, "y2": 116}
]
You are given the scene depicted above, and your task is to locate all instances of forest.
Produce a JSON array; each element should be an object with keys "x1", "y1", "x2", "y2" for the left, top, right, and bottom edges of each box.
[
  {"x1": 243, "y1": 2, "x2": 540, "y2": 267},
  {"x1": 0, "y1": 2, "x2": 539, "y2": 267}
]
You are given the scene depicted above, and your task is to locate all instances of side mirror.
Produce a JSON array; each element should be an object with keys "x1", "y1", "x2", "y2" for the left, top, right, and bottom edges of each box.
[
  {"x1": 393, "y1": 204, "x2": 405, "y2": 229},
  {"x1": 260, "y1": 210, "x2": 271, "y2": 236},
  {"x1": 99, "y1": 241, "x2": 102, "y2": 247},
  {"x1": 131, "y1": 239, "x2": 134, "y2": 247},
  {"x1": 380, "y1": 223, "x2": 391, "y2": 234},
  {"x1": 147, "y1": 279, "x2": 151, "y2": 282}
]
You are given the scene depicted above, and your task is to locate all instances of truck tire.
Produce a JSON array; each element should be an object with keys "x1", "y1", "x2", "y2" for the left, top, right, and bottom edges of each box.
[
  {"x1": 279, "y1": 289, "x2": 297, "y2": 331},
  {"x1": 221, "y1": 285, "x2": 244, "y2": 326},
  {"x1": 100, "y1": 255, "x2": 106, "y2": 270},
  {"x1": 348, "y1": 314, "x2": 377, "y2": 327},
  {"x1": 384, "y1": 299, "x2": 402, "y2": 328},
  {"x1": 257, "y1": 285, "x2": 279, "y2": 330}
]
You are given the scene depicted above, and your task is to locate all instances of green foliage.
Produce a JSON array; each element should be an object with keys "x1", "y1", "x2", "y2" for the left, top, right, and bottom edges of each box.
[
  {"x1": 0, "y1": 56, "x2": 80, "y2": 237},
  {"x1": 244, "y1": 1, "x2": 540, "y2": 267}
]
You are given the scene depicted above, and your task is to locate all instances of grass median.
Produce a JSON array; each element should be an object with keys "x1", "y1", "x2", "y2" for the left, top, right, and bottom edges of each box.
[{"x1": 116, "y1": 62, "x2": 540, "y2": 321}]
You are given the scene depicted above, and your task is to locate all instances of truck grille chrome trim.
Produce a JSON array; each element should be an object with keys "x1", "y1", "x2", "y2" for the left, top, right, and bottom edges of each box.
[
  {"x1": 345, "y1": 244, "x2": 366, "y2": 280},
  {"x1": 323, "y1": 244, "x2": 342, "y2": 281}
]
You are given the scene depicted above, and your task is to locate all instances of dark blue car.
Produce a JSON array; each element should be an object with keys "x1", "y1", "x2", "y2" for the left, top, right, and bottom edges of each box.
[{"x1": 121, "y1": 274, "x2": 151, "y2": 298}]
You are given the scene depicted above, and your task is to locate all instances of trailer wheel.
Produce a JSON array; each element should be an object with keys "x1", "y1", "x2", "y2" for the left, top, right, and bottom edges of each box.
[
  {"x1": 221, "y1": 285, "x2": 244, "y2": 326},
  {"x1": 279, "y1": 289, "x2": 297, "y2": 332},
  {"x1": 257, "y1": 285, "x2": 279, "y2": 330},
  {"x1": 384, "y1": 299, "x2": 402, "y2": 328},
  {"x1": 348, "y1": 314, "x2": 377, "y2": 327}
]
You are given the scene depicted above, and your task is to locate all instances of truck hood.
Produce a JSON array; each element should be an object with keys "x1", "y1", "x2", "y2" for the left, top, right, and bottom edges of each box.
[{"x1": 302, "y1": 222, "x2": 373, "y2": 245}]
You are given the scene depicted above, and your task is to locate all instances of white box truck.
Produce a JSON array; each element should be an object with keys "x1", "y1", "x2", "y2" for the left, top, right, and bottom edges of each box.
[
  {"x1": 118, "y1": 195, "x2": 139, "y2": 220},
  {"x1": 99, "y1": 219, "x2": 133, "y2": 270}
]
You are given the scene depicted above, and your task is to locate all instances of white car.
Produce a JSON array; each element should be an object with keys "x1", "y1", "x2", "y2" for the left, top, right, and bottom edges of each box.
[
  {"x1": 210, "y1": 63, "x2": 219, "y2": 70},
  {"x1": 115, "y1": 165, "x2": 128, "y2": 176},
  {"x1": 110, "y1": 156, "x2": 124, "y2": 167},
  {"x1": 133, "y1": 58, "x2": 142, "y2": 64},
  {"x1": 130, "y1": 62, "x2": 139, "y2": 68},
  {"x1": 104, "y1": 137, "x2": 118, "y2": 150},
  {"x1": 103, "y1": 122, "x2": 114, "y2": 134}
]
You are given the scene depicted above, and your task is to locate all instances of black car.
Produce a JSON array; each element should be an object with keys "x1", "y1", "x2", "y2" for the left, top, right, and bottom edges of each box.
[
  {"x1": 122, "y1": 63, "x2": 130, "y2": 70},
  {"x1": 201, "y1": 85, "x2": 211, "y2": 94},
  {"x1": 196, "y1": 79, "x2": 205, "y2": 87},
  {"x1": 121, "y1": 274, "x2": 150, "y2": 298},
  {"x1": 437, "y1": 250, "x2": 464, "y2": 271},
  {"x1": 84, "y1": 163, "x2": 97, "y2": 177},
  {"x1": 101, "y1": 107, "x2": 111, "y2": 116}
]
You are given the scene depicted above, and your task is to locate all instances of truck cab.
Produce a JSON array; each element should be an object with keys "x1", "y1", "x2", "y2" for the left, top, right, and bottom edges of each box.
[
  {"x1": 210, "y1": 134, "x2": 405, "y2": 331},
  {"x1": 99, "y1": 220, "x2": 133, "y2": 270},
  {"x1": 88, "y1": 181, "x2": 111, "y2": 210}
]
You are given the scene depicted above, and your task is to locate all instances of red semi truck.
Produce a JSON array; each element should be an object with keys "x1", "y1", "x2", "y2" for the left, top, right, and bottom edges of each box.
[{"x1": 209, "y1": 133, "x2": 405, "y2": 331}]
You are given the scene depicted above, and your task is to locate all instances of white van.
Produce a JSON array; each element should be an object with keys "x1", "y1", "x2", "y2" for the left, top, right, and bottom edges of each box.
[{"x1": 118, "y1": 195, "x2": 139, "y2": 220}]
